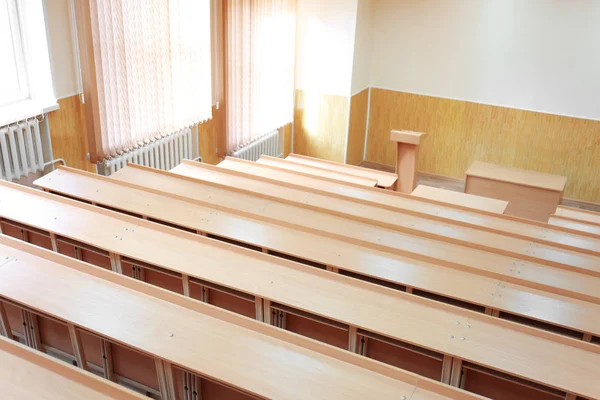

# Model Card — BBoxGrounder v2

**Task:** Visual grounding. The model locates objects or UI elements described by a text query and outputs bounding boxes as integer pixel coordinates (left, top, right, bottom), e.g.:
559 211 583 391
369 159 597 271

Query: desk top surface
465 162 567 192
256 156 378 187
34 167 600 338
0 336 146 400
109 164 600 305
411 185 508 215
1 238 472 400
217 158 595 256
285 154 397 188
555 206 600 226
4 184 600 398
166 162 600 279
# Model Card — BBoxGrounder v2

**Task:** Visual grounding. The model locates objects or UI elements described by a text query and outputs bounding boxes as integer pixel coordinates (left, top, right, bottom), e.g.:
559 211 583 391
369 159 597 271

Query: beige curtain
226 0 296 153
89 0 213 159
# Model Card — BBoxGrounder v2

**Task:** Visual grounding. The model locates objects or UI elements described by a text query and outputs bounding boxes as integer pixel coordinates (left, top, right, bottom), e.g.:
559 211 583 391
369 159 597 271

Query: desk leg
396 143 418 193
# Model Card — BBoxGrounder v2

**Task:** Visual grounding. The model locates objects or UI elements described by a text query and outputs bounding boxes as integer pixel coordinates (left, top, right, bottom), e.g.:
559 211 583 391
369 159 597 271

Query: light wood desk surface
555 206 600 226
550 216 600 237
465 162 567 192
167 161 600 280
110 165 600 306
260 156 377 187
285 153 398 188
35 167 600 338
411 185 508 215
1 186 599 398
0 336 145 400
219 157 597 259
0 238 472 400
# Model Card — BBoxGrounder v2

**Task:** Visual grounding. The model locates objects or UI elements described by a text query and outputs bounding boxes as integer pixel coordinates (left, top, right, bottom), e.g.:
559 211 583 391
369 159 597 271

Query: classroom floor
359 161 600 213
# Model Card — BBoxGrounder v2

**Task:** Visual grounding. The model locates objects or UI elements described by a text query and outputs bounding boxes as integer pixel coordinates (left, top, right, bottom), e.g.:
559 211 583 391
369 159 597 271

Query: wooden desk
0 238 474 400
166 161 600 279
1 234 599 400
285 153 398 189
256 156 378 187
550 216 600 237
35 167 600 341
411 185 508 214
554 206 600 226
465 162 567 222
217 157 598 259
1 186 598 399
109 164 600 306
0 336 145 400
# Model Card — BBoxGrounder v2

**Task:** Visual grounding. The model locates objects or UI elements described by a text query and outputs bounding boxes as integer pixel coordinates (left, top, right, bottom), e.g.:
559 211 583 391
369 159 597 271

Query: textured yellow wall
49 95 96 173
293 89 349 163
346 88 369 165
366 88 600 202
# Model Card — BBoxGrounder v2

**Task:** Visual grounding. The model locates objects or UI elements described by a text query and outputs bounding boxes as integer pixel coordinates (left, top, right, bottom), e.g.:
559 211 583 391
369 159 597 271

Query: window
0 0 28 107
0 0 56 126
225 0 296 153
76 0 213 161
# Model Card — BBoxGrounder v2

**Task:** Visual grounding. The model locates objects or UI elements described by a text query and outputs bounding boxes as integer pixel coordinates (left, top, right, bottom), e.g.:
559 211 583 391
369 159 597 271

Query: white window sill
0 99 59 127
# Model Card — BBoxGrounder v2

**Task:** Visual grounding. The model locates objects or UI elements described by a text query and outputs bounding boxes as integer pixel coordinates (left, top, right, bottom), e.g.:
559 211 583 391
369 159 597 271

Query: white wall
350 0 373 95
295 0 358 96
369 0 600 120
44 0 79 99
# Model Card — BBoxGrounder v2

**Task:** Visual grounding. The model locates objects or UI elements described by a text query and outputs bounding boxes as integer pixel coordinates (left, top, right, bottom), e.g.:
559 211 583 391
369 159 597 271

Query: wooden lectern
390 130 426 193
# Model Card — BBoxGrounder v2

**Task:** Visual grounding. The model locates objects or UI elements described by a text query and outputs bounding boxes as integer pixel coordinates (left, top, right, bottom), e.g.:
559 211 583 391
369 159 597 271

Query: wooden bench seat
1 184 598 399
0 336 145 400
219 157 595 258
285 153 398 189
35 167 600 342
411 185 508 214
165 161 600 279
0 237 472 400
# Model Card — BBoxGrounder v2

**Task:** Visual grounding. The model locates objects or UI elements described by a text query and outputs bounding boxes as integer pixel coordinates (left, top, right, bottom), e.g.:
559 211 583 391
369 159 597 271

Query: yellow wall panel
283 123 293 157
293 89 349 163
48 95 96 173
198 105 226 165
346 88 369 165
366 88 600 202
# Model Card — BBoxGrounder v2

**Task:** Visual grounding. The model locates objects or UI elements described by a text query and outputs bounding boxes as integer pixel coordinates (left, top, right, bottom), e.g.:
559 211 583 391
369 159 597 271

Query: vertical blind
226 0 296 153
89 0 213 159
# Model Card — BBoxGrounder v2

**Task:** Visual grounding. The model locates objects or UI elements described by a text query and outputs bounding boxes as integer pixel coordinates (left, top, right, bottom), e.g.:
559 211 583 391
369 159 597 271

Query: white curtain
226 0 296 153
89 0 213 159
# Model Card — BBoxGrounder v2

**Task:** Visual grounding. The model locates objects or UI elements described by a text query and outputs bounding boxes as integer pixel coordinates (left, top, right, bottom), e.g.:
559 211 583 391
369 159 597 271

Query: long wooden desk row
167 160 600 279
0 237 479 400
34 167 600 343
96 164 600 308
1 182 599 399
285 153 398 189
226 156 600 260
0 336 146 399
550 206 600 237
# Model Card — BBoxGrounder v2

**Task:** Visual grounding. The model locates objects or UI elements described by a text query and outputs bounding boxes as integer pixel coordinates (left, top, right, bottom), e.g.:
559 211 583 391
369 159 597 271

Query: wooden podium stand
390 130 426 193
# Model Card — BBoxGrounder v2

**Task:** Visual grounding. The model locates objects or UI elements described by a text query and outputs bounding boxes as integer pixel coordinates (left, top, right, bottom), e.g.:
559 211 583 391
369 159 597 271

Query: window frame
1 0 30 107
